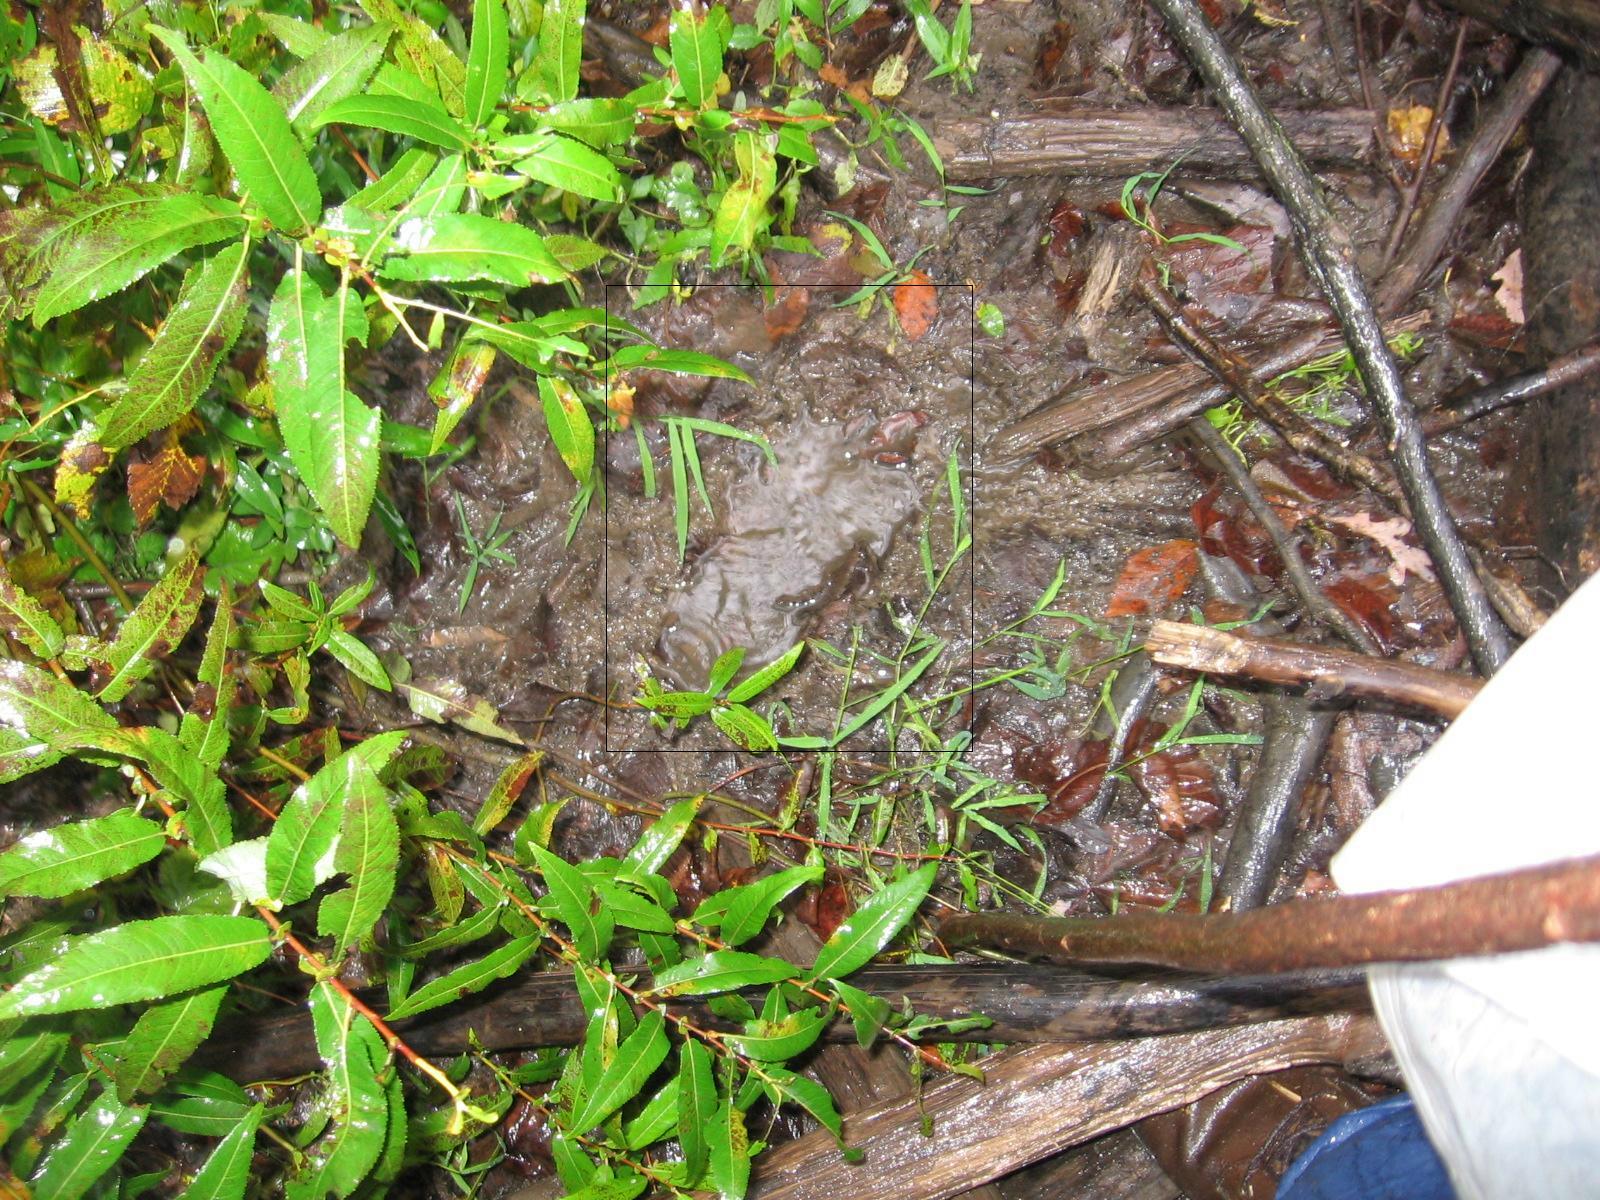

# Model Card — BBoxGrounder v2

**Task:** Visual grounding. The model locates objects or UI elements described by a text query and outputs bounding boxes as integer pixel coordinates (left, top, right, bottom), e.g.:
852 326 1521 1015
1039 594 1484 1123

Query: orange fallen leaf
127 439 206 524
894 270 939 341
1106 539 1200 618
818 63 850 88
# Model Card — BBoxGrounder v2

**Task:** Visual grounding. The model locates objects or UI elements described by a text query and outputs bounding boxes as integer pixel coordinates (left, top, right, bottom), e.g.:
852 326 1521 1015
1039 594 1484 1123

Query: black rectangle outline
602 280 975 755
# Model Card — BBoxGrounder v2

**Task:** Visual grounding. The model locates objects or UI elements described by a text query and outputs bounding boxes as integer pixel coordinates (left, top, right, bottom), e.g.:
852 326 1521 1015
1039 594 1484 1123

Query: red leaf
1106 540 1199 618
127 440 206 525
893 270 939 341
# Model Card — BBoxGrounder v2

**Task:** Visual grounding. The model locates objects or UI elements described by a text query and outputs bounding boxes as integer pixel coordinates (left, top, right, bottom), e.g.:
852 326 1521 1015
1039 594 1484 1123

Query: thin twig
1422 341 1600 435
1381 17 1468 269
1144 0 1512 675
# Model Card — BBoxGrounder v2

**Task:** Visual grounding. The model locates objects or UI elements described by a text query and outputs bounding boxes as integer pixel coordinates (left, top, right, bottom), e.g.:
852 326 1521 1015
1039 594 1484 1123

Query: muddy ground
306 0 1580 1194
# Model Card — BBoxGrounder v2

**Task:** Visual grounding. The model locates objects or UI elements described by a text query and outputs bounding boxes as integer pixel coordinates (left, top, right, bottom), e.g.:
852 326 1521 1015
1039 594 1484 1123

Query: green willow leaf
267 749 383 907
98 549 205 702
525 0 585 103
805 862 937 983
692 863 822 948
0 915 271 1019
0 809 165 899
569 1009 669 1132
527 844 609 961
763 1065 843 1140
0 658 118 784
725 641 804 704
110 985 227 1102
355 147 438 212
670 2 723 109
677 1039 715 1183
312 94 470 150
0 557 64 657
381 212 567 286
539 375 594 483
152 29 321 234
385 934 539 1020
464 0 507 127
535 97 636 147
726 1006 828 1061
710 703 778 753
317 773 399 957
830 978 891 1049
267 265 379 549
178 1102 261 1200
30 1088 148 1200
97 240 250 452
0 183 180 321
323 629 391 690
274 24 390 137
179 582 235 771
650 950 797 998
358 0 466 114
707 1100 751 1200
290 981 389 1199
513 133 623 201
623 796 701 876
30 192 243 326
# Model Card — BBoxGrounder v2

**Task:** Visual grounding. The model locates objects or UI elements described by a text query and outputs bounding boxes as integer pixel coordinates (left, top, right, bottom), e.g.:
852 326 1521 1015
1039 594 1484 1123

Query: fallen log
936 106 1374 181
201 963 1367 1081
746 1014 1386 1200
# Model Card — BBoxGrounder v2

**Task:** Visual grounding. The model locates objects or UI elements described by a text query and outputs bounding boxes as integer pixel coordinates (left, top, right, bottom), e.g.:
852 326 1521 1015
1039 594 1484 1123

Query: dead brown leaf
127 439 205 524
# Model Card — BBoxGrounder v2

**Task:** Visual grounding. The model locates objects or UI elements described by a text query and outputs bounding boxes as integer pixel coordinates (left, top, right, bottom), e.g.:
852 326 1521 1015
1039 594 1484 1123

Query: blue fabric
1277 1094 1455 1200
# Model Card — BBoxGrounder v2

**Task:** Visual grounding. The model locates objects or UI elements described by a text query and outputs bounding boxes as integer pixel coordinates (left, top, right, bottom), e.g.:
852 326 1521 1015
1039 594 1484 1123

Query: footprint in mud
656 417 922 688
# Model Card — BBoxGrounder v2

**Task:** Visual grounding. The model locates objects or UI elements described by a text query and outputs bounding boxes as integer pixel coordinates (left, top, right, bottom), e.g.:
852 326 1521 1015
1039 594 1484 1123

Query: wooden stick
936 106 1375 181
1435 0 1600 73
747 1014 1386 1200
939 853 1600 973
1423 341 1600 436
1145 619 1482 717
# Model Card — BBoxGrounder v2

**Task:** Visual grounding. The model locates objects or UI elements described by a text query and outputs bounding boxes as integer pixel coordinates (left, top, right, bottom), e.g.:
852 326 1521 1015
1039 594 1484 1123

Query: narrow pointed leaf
178 1102 261 1200
569 1009 670 1132
724 641 804 704
764 1065 843 1139
267 750 383 907
677 1039 715 1182
291 981 388 1198
805 862 937 983
513 133 623 201
0 557 64 657
381 212 567 286
539 375 593 483
623 796 701 875
525 0 585 103
464 0 508 126
152 29 321 234
0 915 270 1019
110 985 227 1102
385 934 540 1020
670 3 723 109
0 658 118 784
710 703 777 752
317 775 399 957
267 266 379 549
707 1100 750 1200
98 549 204 702
31 192 242 325
179 583 235 770
30 1088 147 1200
725 1006 828 1061
691 863 821 948
527 844 607 961
96 240 250 451
0 809 165 899
312 94 470 150
650 950 798 997
830 978 891 1048
401 677 525 746
275 24 390 136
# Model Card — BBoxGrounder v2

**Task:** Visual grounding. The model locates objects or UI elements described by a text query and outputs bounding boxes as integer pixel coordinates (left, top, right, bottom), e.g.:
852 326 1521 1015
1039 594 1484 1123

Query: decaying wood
1436 0 1600 73
939 853 1600 973
746 1014 1386 1200
1145 620 1483 718
936 106 1374 181
202 962 1367 1081
1146 0 1512 676
996 1130 1180 1200
1377 48 1563 315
